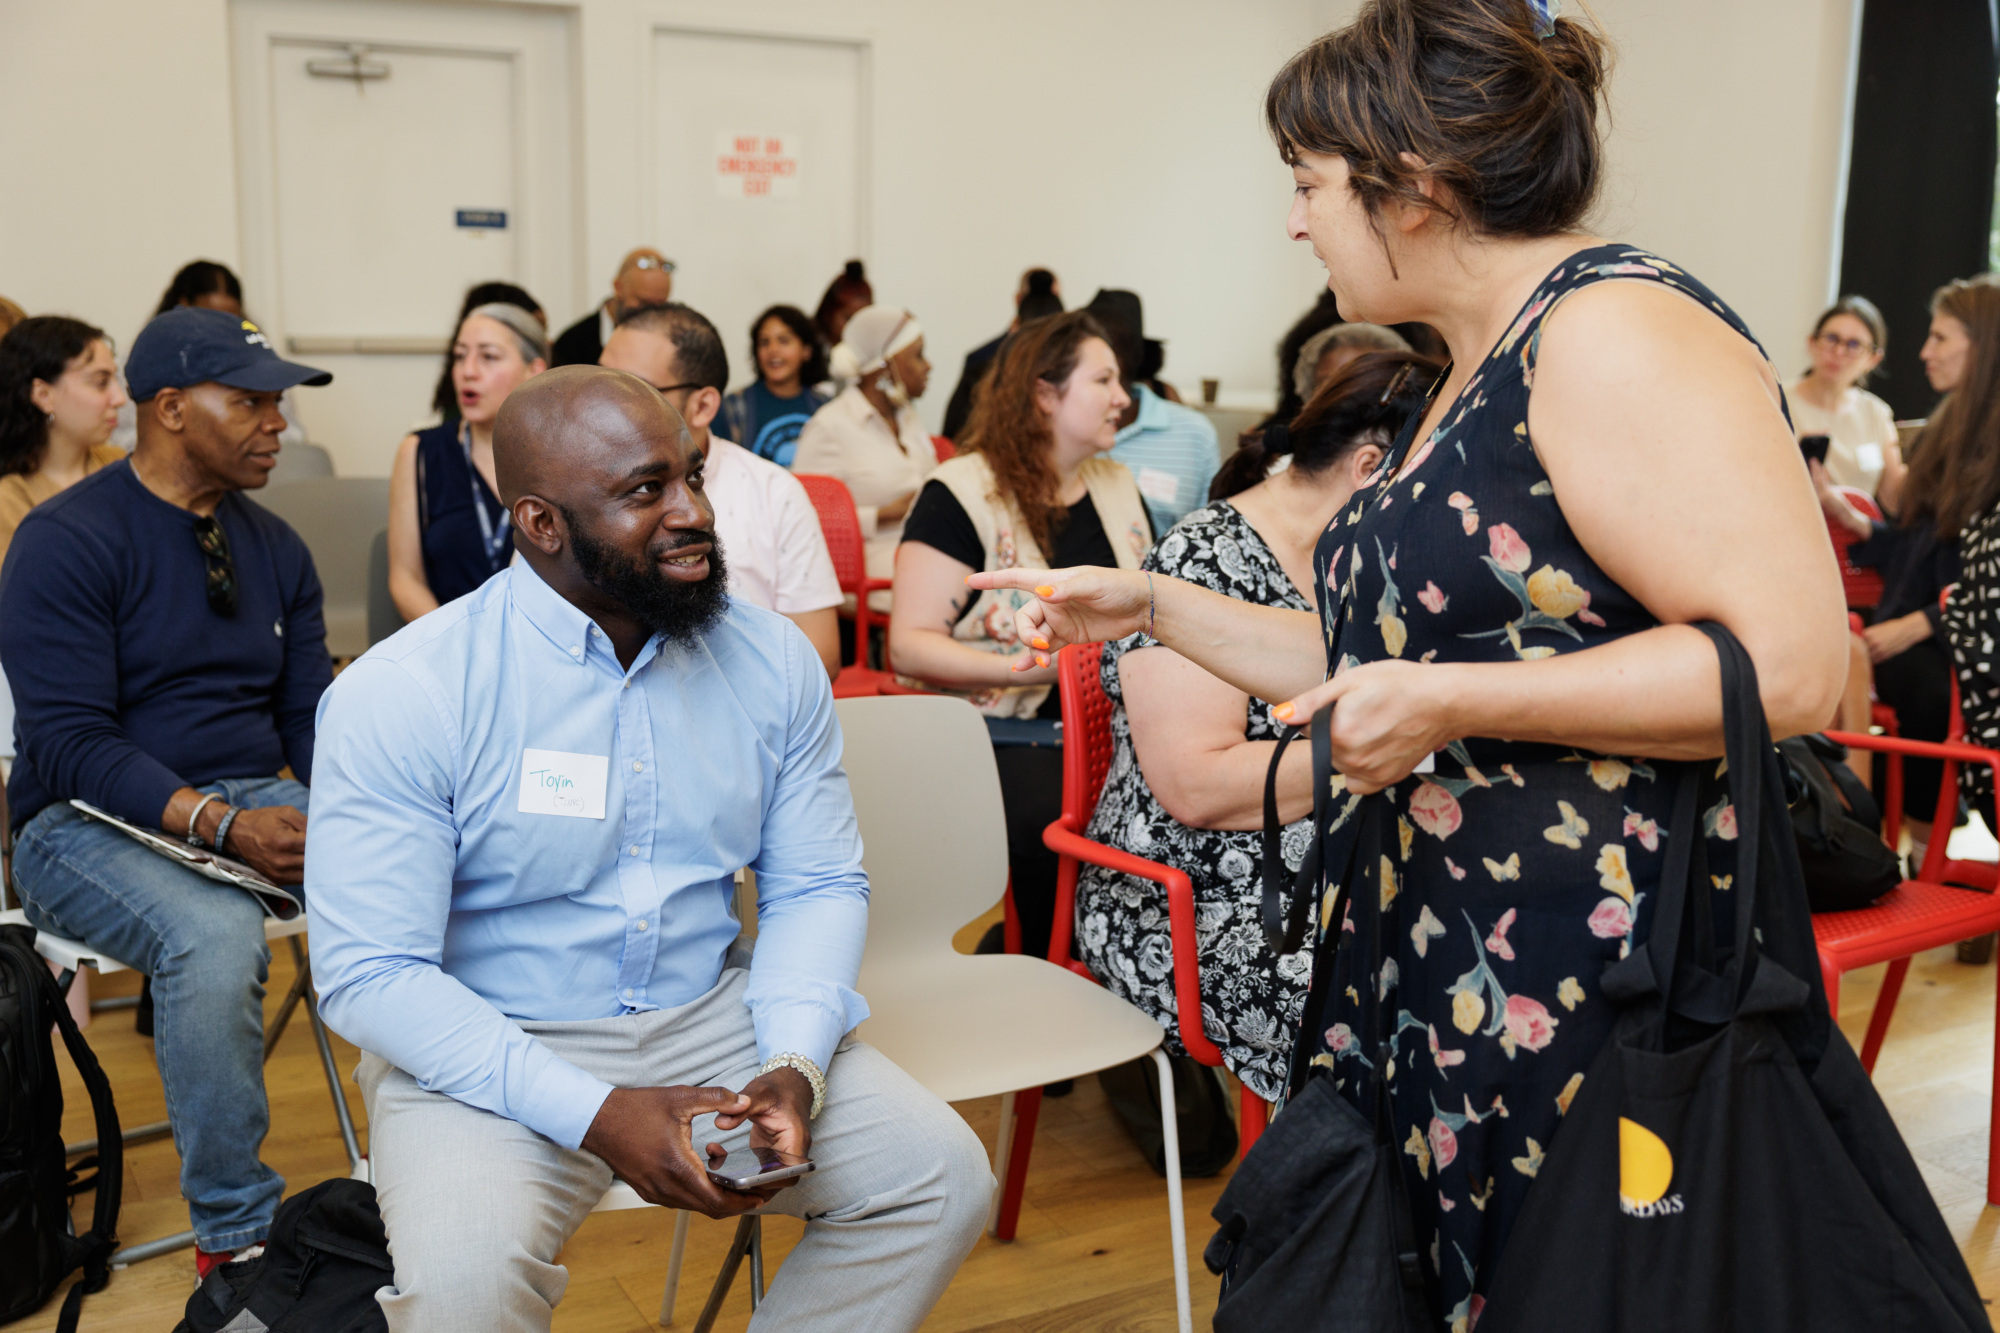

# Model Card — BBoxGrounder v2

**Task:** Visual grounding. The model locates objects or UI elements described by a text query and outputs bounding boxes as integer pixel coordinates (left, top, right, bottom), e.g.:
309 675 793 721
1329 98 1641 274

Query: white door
650 28 867 395
232 0 576 476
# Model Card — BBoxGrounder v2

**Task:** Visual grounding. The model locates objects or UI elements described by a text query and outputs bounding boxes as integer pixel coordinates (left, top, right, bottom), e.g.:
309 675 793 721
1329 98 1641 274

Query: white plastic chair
0 906 363 1266
835 694 1193 1333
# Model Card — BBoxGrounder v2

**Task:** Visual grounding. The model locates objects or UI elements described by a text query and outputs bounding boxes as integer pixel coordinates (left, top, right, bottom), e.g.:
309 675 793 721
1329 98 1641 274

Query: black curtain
1839 0 1998 420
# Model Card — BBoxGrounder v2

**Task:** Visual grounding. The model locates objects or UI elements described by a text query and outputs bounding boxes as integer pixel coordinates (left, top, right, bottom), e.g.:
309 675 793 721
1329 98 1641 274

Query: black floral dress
1075 502 1315 1101
1308 245 1755 1329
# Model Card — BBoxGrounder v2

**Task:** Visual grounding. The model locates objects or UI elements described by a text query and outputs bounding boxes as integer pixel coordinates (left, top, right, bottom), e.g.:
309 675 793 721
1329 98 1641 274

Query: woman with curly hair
890 310 1152 960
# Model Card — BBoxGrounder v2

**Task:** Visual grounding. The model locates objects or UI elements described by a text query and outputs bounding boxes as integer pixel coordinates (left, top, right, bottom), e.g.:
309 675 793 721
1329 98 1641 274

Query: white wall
0 0 1858 475
1590 0 1858 367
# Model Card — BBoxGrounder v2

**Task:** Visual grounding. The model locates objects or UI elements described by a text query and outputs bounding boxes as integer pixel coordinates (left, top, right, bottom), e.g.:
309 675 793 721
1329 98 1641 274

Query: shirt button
636 920 648 932
630 845 641 856
632 761 643 773
569 646 582 658
623 988 634 1000
623 679 631 689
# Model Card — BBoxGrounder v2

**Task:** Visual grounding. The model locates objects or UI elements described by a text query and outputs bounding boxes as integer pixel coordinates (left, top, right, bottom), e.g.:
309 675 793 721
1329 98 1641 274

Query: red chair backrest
795 473 866 596
931 435 956 463
1829 485 1884 610
1056 643 1119 827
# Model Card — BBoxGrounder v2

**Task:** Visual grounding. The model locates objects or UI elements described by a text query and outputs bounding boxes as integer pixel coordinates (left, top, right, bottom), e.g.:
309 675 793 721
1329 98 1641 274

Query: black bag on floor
1098 1051 1239 1178
1778 732 1902 911
1204 709 1435 1331
1478 624 1990 1333
0 922 122 1333
176 1177 393 1333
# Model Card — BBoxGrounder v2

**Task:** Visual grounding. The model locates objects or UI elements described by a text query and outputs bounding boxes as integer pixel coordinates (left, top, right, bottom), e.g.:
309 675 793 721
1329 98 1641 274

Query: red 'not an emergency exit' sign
715 133 801 198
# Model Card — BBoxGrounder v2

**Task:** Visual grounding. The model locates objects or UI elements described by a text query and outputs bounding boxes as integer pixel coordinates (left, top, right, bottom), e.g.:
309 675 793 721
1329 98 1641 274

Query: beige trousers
357 968 991 1332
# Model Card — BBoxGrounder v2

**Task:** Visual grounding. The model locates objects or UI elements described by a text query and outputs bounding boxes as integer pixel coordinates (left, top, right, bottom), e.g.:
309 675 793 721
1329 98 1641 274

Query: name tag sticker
518 749 609 819
1136 466 1180 505
1855 443 1884 472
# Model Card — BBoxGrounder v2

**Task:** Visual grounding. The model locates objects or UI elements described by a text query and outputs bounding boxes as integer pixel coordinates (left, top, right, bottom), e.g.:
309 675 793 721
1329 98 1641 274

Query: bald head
493 364 688 505
611 248 674 316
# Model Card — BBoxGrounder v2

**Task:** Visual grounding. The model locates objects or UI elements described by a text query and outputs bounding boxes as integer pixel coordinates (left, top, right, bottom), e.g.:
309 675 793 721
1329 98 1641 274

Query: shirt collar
1119 384 1168 441
507 559 663 677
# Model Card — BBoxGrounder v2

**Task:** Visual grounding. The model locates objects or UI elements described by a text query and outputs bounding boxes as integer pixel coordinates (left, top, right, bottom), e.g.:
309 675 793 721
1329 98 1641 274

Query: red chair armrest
1825 730 2000 880
854 576 895 639
1043 816 1224 1066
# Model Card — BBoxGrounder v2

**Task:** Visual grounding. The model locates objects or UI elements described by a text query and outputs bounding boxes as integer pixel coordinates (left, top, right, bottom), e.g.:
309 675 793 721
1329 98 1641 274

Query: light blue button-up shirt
305 561 870 1150
1111 384 1220 537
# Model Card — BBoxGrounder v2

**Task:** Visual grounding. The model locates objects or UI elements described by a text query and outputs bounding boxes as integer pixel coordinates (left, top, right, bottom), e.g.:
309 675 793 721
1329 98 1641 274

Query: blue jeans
12 777 308 1250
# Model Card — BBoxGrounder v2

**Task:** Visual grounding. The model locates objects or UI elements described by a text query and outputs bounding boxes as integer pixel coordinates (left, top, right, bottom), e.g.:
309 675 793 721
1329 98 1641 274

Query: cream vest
907 452 1152 717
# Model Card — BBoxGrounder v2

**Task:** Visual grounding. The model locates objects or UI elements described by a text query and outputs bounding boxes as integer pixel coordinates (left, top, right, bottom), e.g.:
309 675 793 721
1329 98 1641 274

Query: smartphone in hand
707 1147 816 1192
1800 433 1831 464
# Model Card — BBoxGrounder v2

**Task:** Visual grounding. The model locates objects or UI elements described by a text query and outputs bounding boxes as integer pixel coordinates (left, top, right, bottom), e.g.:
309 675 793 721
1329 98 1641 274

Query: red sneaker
194 1242 265 1280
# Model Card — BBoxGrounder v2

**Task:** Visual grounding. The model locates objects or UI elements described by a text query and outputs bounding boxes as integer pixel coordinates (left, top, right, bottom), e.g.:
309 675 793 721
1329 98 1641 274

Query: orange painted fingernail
1273 702 1295 721
1032 637 1049 650
1037 654 1049 667
1035 585 1056 597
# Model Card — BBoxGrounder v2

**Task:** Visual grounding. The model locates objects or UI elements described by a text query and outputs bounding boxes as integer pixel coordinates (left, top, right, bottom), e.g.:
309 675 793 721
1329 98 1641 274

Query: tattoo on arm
943 592 969 630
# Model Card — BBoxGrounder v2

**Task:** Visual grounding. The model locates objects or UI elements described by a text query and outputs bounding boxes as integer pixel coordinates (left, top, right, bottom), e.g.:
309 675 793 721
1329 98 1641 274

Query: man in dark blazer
941 267 1062 440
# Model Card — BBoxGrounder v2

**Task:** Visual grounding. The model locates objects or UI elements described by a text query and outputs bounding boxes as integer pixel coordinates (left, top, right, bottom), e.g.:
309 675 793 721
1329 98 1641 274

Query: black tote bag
1479 624 1989 1332
1204 708 1437 1332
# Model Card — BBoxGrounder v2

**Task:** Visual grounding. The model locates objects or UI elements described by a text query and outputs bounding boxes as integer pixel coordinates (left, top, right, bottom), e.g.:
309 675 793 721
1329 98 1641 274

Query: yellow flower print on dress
1555 1071 1585 1116
1451 988 1486 1035
1374 539 1407 658
1380 856 1400 909
1557 976 1585 1011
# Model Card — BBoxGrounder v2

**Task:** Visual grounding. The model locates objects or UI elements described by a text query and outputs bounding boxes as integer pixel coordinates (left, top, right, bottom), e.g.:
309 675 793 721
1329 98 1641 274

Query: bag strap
1261 704 1331 956
38 955 120 1333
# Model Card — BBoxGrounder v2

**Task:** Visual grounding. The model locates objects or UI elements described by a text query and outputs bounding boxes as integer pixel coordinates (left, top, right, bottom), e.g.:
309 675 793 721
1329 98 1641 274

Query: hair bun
843 260 867 282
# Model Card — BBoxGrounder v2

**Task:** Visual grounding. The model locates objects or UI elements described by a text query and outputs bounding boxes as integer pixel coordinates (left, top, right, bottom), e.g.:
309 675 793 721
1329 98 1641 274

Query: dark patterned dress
1307 245 1757 1329
1075 502 1315 1101
1943 506 2000 814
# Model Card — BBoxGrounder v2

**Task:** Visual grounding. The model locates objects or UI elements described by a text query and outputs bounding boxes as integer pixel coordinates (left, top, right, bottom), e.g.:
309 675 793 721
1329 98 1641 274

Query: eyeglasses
194 515 237 616
631 256 676 274
1815 331 1876 357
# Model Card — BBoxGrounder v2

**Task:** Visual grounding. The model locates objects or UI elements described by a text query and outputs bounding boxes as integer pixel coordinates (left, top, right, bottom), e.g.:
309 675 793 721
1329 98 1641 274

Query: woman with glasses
1815 278 2000 867
387 303 549 623
1792 296 1904 503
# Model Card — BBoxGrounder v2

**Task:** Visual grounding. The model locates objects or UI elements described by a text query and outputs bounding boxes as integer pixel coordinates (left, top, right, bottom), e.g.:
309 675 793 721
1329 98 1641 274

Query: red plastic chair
1818 677 2000 1202
795 473 904 698
931 435 956 463
1829 485 1885 610
1034 647 1269 1164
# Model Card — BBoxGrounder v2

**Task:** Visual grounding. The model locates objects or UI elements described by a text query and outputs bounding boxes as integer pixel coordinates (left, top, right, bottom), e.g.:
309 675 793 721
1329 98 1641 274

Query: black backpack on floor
1778 733 1902 912
176 1177 392 1333
0 922 122 1333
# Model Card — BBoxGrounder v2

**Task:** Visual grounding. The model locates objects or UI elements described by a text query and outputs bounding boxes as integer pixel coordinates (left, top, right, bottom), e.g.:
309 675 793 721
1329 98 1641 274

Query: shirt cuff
514 1058 618 1151
751 990 869 1078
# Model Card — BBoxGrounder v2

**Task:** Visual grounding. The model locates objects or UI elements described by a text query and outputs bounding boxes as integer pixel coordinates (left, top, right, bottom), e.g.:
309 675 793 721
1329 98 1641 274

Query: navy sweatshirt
0 460 332 832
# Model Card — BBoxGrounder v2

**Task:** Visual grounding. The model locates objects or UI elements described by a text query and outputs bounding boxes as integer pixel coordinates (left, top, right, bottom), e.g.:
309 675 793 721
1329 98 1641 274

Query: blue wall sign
455 209 508 230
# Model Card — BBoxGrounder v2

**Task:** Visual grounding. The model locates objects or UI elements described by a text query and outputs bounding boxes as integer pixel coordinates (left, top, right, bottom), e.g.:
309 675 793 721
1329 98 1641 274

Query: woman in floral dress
971 0 1847 1322
1075 351 1432 1102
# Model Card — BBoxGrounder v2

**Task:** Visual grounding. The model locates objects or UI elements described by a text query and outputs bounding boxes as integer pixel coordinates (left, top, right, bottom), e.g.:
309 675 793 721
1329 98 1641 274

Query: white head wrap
829 304 923 385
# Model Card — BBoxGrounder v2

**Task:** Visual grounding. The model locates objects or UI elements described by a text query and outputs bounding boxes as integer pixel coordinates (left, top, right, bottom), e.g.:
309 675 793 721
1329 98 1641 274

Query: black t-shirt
900 479 1148 720
901 480 1125 620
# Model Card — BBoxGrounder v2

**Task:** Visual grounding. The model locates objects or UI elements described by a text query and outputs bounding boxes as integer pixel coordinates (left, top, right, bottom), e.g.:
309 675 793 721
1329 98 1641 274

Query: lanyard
461 422 511 569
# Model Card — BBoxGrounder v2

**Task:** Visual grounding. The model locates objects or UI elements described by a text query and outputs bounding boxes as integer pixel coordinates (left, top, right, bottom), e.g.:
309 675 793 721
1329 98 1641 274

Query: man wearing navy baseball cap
0 306 335 1272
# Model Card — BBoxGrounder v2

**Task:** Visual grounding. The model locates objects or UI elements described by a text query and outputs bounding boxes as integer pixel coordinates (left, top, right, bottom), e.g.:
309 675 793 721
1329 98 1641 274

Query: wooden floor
20 919 2000 1331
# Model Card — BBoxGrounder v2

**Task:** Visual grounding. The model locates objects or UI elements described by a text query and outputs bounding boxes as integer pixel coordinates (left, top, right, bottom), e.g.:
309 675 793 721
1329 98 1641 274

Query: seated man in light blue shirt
1088 288 1220 534
306 366 990 1332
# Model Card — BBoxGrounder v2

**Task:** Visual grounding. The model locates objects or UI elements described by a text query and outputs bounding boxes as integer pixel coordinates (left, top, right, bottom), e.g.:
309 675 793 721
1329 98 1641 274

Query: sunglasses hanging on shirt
194 515 238 617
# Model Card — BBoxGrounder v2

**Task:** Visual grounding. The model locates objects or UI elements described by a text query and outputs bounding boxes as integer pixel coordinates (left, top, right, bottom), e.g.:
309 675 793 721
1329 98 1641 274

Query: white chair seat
0 905 305 974
857 953 1166 1103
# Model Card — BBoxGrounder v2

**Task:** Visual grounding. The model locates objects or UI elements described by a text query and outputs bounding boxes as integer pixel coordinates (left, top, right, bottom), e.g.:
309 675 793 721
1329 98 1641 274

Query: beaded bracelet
213 806 241 855
759 1052 827 1119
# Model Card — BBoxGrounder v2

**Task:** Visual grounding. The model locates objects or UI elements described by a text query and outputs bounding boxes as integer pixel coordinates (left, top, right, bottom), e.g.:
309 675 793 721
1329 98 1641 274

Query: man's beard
560 505 731 651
